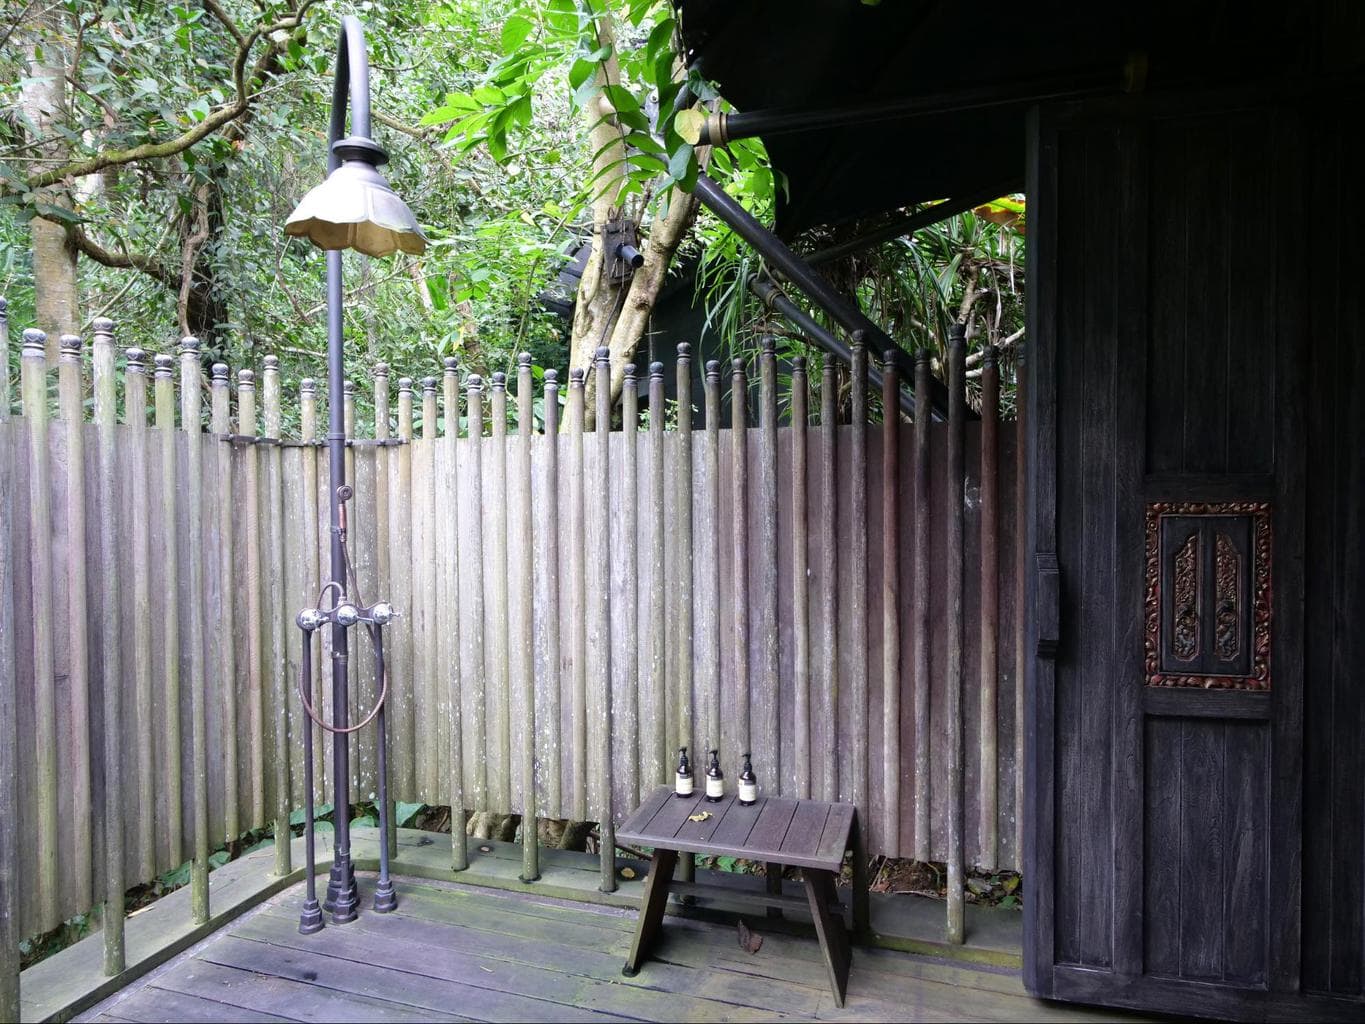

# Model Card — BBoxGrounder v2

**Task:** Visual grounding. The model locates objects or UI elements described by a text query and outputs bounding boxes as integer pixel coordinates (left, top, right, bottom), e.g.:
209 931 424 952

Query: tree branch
67 223 178 292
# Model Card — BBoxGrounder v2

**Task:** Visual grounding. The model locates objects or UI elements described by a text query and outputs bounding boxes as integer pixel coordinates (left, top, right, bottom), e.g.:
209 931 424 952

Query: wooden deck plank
104 985 297 1023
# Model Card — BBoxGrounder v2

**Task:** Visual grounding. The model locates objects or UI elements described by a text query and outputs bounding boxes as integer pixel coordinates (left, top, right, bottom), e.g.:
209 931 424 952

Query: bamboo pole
262 355 289 878
756 338 780 773
646 363 667 786
1014 344 1027 865
20 331 57 927
130 352 158 869
946 324 967 945
881 351 901 856
0 298 9 420
422 377 441 799
567 369 586 821
540 370 562 816
620 363 639 811
849 335 868 829
462 375 487 813
93 321 126 968
790 357 810 798
373 364 397 860
489 373 511 810
516 354 538 881
730 357 750 758
57 334 93 903
979 344 1000 870
344 379 359 769
238 367 263 829
0 302 18 1021
180 338 210 921
913 351 933 860
675 345 694 763
700 362 721 759
158 357 184 859
441 358 465 870
592 347 616 893
818 358 838 803
395 378 415 800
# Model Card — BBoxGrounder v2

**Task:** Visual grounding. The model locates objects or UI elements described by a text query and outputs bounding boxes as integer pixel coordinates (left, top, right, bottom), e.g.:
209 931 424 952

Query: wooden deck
79 875 1136 1023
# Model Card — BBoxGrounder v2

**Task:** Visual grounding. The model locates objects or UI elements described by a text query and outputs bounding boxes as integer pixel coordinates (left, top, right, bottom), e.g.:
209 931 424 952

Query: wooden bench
616 786 867 1008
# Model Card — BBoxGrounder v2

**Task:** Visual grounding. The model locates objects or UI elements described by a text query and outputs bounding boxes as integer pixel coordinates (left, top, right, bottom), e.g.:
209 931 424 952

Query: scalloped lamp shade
285 159 427 258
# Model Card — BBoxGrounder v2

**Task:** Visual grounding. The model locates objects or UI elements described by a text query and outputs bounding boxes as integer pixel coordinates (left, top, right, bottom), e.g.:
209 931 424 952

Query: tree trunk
21 10 78 358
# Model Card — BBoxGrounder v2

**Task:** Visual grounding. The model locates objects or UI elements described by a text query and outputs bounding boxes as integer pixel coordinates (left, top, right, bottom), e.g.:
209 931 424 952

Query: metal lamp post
284 14 425 929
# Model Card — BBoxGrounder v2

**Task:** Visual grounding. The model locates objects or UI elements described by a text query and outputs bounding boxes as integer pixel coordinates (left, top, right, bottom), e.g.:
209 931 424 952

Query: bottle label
675 774 693 796
739 780 758 803
706 775 725 799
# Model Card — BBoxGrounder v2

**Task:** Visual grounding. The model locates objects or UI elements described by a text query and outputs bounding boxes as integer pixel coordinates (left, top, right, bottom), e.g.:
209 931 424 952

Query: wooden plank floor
79 875 1137 1023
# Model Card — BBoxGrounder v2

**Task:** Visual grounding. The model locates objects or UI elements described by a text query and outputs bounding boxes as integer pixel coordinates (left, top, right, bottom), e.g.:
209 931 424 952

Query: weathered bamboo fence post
979 344 1000 870
373 364 398 861
912 351 933 859
154 357 184 858
700 361 722 761
1014 345 1027 863
756 338 780 773
58 334 92 904
395 377 415 799
127 352 155 873
818 357 838 803
592 347 616 893
675 344 694 757
567 368 586 821
620 362 640 812
516 354 538 881
730 357 750 756
344 380 360 761
262 355 289 877
849 333 869 826
441 358 466 870
21 331 57 928
946 324 967 944
238 367 262 830
210 365 239 844
461 375 487 815
540 370 562 815
881 350 901 856
181 338 211 919
93 322 126 969
422 376 441 799
489 373 511 810
0 301 17 1023
646 363 666 786
790 357 811 798
300 379 325 806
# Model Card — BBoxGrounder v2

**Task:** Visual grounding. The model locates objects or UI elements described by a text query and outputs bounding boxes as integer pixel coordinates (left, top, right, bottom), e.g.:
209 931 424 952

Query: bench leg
804 868 852 1008
765 862 784 919
623 849 678 977
850 810 870 940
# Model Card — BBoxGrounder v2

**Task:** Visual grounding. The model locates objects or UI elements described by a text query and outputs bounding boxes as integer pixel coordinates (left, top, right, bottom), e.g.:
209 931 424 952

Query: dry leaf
737 918 763 954
620 866 637 880
687 811 712 822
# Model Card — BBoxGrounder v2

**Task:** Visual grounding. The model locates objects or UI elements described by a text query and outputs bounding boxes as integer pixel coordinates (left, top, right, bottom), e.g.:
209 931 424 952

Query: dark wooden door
1020 91 1355 1020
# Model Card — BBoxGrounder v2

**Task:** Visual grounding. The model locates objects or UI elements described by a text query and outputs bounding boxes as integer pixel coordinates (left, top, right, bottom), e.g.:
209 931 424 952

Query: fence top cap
155 353 175 375
126 348 148 368
761 334 776 354
732 356 746 372
211 362 229 380
793 355 807 370
374 361 389 376
344 379 357 394
490 372 506 388
444 356 458 372
92 316 115 335
544 368 558 384
677 341 691 358
624 363 636 378
301 377 316 392
22 328 46 352
704 359 720 379
981 344 998 368
518 352 531 366
948 321 966 342
398 376 413 390
0 296 6 314
569 367 585 384
263 353 278 368
59 334 82 356
180 336 200 352
238 367 255 384
651 361 666 378
594 346 610 362
466 373 483 388
422 376 437 391
915 347 932 366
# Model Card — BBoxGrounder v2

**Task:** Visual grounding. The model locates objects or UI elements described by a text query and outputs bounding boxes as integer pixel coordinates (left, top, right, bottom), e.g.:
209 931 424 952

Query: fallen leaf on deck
737 918 763 954
687 811 712 822
620 866 637 880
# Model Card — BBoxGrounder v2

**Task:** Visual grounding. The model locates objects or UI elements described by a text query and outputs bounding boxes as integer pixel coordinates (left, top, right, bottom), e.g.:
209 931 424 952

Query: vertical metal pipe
57 334 92 903
516 354 539 881
850 334 869 828
131 353 159 867
371 626 396 911
298 627 323 932
701 361 722 763
180 338 210 922
540 370 562 816
979 345 1000 870
441 358 466 870
756 338 779 773
262 355 289 880
912 351 932 860
94 323 127 966
790 357 810 798
881 351 901 856
592 347 616 893
20 332 57 928
489 373 510 810
462 376 487 815
946 324 967 945
422 377 441 799
620 363 639 812
1013 344 1027 865
0 302 18 1021
567 369 586 820
160 359 184 861
300 379 325 815
818 357 838 803
730 356 750 756
344 380 359 751
646 363 667 786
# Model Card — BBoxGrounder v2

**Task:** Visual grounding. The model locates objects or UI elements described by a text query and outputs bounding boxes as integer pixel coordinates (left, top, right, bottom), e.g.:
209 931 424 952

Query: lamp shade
285 157 427 258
